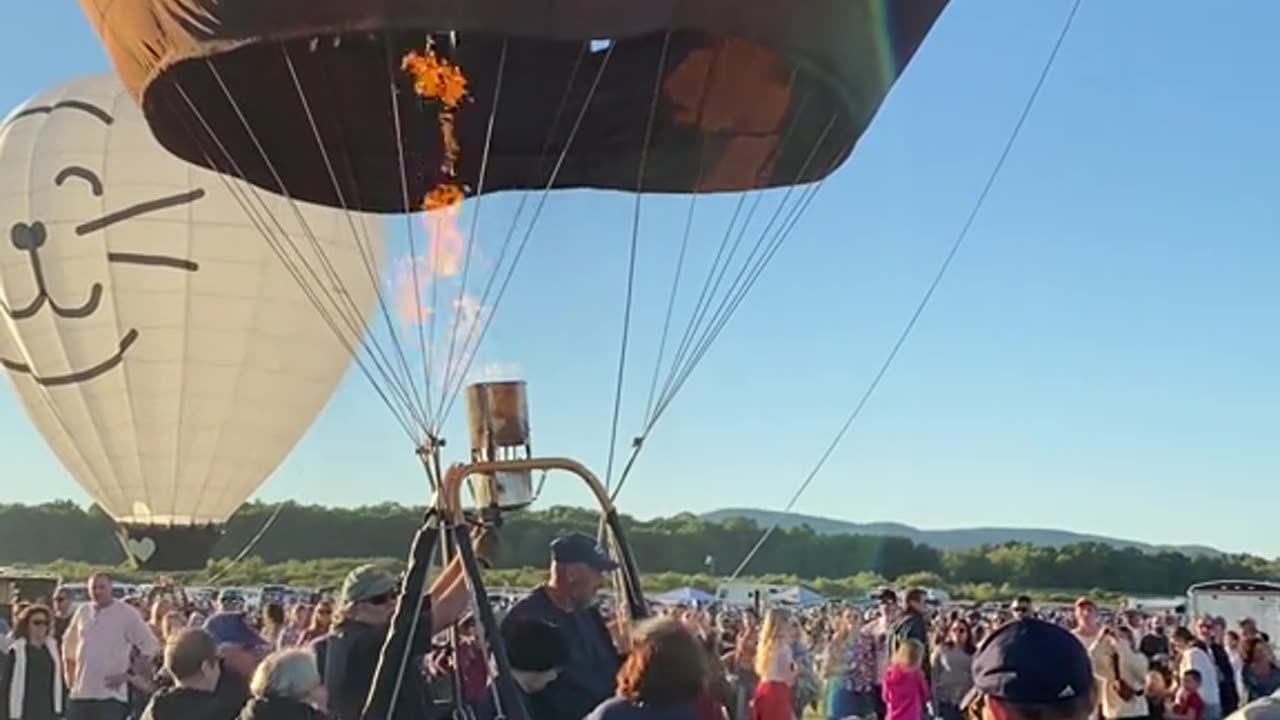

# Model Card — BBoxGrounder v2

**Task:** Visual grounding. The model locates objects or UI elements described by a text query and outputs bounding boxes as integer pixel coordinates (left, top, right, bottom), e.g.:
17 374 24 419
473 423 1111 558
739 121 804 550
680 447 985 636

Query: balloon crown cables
415 434 448 495
416 434 449 457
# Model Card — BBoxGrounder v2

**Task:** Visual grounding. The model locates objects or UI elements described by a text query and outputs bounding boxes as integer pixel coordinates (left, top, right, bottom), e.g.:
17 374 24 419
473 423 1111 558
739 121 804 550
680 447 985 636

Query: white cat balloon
0 74 384 569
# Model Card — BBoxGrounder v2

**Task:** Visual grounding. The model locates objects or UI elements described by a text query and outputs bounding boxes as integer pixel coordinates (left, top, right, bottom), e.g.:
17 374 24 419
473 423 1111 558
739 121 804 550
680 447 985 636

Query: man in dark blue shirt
476 618 568 720
501 533 622 720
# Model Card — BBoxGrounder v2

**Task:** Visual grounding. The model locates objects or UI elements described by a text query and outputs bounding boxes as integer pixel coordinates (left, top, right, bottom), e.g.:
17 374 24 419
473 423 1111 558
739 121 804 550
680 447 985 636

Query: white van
1186 580 1280 641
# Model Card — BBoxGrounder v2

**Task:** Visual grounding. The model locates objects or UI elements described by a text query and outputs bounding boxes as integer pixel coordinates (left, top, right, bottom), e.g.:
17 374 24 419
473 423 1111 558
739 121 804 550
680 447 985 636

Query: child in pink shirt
882 639 929 720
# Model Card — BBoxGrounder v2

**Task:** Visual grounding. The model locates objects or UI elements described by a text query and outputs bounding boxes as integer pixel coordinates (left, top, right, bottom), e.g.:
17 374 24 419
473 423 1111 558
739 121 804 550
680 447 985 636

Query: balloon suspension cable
438 40 508 441
184 40 431 438
434 44 587 423
151 61 426 445
602 31 670 495
728 0 1085 582
224 57 420 414
279 47 437 434
609 102 842 507
97 17 589 445
205 502 288 584
435 41 613 427
160 72 427 442
640 41 724 430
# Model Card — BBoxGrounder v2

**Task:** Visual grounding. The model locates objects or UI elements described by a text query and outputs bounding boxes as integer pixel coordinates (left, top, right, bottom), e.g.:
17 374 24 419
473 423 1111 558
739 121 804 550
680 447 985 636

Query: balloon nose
11 221 47 251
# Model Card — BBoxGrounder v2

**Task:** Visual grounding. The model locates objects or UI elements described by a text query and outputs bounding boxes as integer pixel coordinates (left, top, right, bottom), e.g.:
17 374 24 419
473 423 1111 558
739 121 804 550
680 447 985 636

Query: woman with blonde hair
149 599 175 640
752 608 797 720
158 612 186 643
881 639 928 720
819 612 853 720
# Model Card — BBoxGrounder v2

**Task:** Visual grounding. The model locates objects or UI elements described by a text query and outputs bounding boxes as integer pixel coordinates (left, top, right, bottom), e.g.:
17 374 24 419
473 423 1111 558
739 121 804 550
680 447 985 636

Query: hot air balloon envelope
0 74 384 571
79 0 949 212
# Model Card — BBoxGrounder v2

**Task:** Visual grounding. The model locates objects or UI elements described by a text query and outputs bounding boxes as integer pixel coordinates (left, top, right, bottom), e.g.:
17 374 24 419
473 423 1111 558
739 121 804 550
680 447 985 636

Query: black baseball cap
963 619 1094 709
550 532 618 572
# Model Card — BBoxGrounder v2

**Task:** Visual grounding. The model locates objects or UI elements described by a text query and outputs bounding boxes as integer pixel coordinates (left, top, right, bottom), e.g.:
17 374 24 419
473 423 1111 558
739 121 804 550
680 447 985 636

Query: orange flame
390 47 510 388
402 48 469 211
402 44 470 303
425 203 464 277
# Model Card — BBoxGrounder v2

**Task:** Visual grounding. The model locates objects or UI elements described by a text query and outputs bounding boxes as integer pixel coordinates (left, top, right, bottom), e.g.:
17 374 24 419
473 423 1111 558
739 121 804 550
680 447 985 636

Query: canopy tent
773 585 825 607
653 586 717 606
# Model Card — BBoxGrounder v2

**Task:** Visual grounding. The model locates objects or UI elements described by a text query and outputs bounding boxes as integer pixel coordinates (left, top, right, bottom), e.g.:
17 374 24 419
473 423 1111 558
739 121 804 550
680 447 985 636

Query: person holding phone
1100 626 1148 720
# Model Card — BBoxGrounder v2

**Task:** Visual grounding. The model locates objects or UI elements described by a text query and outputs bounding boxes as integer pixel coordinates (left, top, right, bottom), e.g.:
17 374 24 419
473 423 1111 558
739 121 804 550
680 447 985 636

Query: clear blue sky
3 3 1279 557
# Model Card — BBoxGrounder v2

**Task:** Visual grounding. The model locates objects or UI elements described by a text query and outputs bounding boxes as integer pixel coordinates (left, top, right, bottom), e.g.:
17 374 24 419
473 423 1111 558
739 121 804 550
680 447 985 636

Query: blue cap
203 612 268 649
966 619 1094 706
550 532 618 572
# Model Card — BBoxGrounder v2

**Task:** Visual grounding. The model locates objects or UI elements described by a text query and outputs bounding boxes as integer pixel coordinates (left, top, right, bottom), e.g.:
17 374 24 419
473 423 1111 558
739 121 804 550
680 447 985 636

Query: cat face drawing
0 95 203 385
0 74 383 533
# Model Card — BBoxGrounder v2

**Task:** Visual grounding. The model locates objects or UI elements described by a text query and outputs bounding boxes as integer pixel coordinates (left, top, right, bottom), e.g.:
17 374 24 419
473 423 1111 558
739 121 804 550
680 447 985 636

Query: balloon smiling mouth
1 329 140 387
4 281 105 320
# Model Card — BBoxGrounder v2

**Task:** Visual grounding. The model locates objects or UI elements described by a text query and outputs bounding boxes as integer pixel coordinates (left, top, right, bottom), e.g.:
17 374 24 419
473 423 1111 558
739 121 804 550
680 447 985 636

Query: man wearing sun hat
325 556 479 720
962 618 1098 720
324 565 419 720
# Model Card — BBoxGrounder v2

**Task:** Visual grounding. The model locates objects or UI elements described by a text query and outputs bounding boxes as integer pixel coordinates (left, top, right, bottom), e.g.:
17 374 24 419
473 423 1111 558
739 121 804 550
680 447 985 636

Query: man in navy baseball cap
549 532 619 573
197 612 269 717
203 612 269 677
499 532 622 720
962 618 1097 720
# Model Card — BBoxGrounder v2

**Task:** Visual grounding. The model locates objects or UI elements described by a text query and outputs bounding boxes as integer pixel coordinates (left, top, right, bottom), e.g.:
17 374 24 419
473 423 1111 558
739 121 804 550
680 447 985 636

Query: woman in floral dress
821 609 879 720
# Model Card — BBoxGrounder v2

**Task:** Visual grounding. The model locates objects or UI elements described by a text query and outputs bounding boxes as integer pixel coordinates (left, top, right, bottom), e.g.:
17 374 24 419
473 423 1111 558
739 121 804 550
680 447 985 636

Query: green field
11 556 1129 605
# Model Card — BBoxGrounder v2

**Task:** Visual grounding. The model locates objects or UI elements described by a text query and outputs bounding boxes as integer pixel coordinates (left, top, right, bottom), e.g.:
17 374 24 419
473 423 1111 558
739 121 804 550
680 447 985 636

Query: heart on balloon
10 221 46 251
126 537 157 563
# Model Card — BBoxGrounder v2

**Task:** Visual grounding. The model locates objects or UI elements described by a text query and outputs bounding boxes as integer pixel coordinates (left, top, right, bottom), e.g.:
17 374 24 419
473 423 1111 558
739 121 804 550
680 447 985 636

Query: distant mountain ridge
701 508 1222 557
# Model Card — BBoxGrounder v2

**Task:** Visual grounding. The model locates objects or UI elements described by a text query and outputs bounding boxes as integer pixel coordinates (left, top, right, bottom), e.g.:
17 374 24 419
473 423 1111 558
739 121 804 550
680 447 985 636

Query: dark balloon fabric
115 523 223 571
80 0 949 212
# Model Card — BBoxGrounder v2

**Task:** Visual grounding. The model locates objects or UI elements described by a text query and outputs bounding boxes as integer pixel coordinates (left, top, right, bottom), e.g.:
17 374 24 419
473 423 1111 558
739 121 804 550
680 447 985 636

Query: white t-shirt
1180 645 1221 707
63 601 160 702
762 643 797 684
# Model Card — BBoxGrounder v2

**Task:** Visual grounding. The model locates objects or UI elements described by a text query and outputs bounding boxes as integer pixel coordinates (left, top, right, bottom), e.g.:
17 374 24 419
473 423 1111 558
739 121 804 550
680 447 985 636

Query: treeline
1 501 1274 596
28 558 1126 606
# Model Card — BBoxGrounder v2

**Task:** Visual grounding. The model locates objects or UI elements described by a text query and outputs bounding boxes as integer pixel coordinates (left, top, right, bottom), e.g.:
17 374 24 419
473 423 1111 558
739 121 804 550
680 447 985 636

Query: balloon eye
55 166 104 196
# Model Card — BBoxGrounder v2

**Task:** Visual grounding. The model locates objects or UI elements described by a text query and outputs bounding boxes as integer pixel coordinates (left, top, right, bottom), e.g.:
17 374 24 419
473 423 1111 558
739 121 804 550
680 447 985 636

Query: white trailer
1124 596 1187 613
1186 580 1280 641
716 582 808 608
